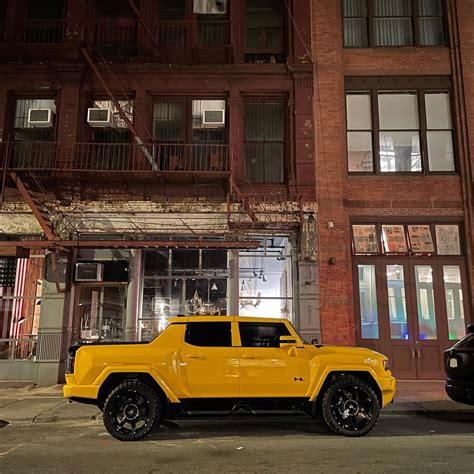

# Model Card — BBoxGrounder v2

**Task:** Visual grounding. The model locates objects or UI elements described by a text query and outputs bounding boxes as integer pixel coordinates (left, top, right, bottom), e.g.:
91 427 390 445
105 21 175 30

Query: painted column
227 250 240 316
125 249 143 342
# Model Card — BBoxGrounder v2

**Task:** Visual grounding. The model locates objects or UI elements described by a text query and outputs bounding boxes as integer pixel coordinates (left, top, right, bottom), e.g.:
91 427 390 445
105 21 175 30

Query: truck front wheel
103 379 161 441
321 374 380 437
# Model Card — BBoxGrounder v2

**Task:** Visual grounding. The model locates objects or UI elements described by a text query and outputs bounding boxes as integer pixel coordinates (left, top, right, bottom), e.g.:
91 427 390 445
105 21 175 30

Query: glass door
355 258 470 380
382 263 418 379
409 263 447 379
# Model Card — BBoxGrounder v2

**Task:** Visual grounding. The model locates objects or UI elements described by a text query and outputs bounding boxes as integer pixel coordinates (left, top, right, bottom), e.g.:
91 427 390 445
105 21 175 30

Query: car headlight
382 359 390 371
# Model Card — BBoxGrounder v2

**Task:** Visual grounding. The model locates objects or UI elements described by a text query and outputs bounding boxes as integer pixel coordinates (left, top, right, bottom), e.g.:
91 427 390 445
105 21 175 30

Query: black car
444 324 474 406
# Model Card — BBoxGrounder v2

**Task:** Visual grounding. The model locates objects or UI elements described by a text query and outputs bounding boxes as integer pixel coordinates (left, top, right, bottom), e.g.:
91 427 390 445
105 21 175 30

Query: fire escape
0 0 304 248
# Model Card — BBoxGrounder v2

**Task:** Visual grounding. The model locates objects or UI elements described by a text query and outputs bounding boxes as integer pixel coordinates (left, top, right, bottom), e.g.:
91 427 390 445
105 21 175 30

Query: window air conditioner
202 109 225 126
27 109 55 128
75 263 104 282
193 0 227 14
87 108 113 128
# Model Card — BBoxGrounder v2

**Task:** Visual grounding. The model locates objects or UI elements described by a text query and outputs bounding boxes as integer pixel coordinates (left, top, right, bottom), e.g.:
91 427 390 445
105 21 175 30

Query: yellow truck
64 316 396 441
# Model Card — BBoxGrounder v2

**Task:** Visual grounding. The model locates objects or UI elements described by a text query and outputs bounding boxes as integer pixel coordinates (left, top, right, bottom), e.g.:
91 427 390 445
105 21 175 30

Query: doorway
354 258 469 379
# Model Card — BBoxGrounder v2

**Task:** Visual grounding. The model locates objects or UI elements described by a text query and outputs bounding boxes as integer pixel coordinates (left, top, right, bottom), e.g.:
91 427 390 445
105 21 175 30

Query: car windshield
453 333 474 349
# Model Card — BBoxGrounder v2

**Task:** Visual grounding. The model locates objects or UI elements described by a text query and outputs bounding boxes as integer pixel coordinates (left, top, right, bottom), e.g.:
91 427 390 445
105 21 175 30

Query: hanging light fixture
211 282 218 291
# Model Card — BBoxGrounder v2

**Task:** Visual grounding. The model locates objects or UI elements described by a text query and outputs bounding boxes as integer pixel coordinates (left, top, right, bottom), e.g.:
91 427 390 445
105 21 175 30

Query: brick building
314 0 474 379
0 0 317 385
0 0 472 386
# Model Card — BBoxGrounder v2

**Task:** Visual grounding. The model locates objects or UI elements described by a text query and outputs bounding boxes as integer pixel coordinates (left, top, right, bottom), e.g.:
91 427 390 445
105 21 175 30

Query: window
245 98 285 183
12 98 57 168
152 98 227 172
342 0 446 47
75 286 126 341
346 78 455 174
245 0 284 63
351 222 462 256
239 322 290 347
357 264 379 339
185 322 232 347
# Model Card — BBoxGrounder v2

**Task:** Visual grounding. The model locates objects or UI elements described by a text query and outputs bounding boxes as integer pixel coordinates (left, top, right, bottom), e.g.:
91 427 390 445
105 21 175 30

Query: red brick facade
313 0 474 349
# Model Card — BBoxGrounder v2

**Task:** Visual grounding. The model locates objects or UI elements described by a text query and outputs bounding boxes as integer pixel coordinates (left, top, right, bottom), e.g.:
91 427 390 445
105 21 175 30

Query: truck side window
239 322 290 348
185 322 232 347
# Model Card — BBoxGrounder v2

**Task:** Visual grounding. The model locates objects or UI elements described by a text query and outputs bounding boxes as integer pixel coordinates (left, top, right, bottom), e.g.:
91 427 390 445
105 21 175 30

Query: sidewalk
0 381 473 424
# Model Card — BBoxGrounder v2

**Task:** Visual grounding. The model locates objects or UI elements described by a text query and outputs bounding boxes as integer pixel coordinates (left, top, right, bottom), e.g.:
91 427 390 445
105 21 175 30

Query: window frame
342 0 448 48
243 95 288 185
151 96 228 145
345 77 456 176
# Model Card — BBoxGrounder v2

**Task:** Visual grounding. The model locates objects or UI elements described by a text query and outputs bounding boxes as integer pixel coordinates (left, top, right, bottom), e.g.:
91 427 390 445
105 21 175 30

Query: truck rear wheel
321 374 379 437
103 379 161 441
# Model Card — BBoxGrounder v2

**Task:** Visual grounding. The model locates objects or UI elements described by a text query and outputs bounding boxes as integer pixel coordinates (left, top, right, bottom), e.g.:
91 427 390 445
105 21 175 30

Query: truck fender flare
94 366 181 403
308 365 379 402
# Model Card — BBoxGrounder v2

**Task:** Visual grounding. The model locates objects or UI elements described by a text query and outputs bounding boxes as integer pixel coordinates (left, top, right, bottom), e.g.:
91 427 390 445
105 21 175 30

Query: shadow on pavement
142 412 474 441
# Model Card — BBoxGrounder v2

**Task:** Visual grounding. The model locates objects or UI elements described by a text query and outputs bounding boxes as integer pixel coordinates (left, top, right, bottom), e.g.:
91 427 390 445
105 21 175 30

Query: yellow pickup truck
64 316 396 441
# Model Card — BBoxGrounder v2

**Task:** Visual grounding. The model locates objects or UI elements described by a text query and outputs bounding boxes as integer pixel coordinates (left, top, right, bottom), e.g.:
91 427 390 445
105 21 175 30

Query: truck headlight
382 359 390 371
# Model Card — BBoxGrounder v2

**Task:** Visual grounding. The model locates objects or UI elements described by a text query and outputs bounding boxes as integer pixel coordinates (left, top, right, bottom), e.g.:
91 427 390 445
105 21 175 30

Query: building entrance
354 258 468 379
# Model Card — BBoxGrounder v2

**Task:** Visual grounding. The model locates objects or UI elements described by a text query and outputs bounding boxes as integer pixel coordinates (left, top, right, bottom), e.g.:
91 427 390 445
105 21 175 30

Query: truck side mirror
467 324 474 334
280 335 303 349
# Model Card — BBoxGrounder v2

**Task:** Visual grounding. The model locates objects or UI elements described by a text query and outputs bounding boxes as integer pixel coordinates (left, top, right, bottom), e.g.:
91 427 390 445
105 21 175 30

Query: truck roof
168 316 290 324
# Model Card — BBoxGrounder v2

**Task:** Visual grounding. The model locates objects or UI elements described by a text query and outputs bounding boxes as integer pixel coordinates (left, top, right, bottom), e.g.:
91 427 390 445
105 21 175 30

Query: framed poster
408 225 435 254
352 224 379 254
382 225 408 253
435 224 461 255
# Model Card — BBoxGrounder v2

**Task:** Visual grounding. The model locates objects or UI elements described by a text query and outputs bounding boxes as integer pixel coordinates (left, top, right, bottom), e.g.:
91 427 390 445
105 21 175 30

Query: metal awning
0 239 261 256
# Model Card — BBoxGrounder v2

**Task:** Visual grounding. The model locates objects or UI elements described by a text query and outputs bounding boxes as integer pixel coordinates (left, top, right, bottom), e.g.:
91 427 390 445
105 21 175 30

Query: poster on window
194 0 227 14
408 225 435 253
382 225 408 253
435 224 461 255
352 225 379 254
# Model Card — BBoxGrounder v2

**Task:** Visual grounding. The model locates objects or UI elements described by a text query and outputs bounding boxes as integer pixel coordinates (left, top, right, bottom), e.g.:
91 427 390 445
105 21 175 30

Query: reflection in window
378 93 421 172
415 265 437 340
426 93 454 172
443 266 465 341
387 265 408 340
76 286 126 341
346 93 373 172
358 265 379 339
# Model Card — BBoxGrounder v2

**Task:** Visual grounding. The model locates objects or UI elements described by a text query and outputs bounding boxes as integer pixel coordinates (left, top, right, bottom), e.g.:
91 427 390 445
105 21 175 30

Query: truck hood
315 345 386 359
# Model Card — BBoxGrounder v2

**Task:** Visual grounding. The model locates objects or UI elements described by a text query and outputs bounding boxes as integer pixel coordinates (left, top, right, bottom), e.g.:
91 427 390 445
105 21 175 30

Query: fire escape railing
16 19 66 44
90 19 231 49
1 142 230 174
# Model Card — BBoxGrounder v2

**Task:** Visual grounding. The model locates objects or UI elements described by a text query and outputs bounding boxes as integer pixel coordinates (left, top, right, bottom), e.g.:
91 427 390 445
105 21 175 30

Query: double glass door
355 259 468 379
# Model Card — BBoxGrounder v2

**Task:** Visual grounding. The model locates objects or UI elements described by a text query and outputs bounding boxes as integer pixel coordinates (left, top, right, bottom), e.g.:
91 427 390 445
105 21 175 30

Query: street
1 412 473 473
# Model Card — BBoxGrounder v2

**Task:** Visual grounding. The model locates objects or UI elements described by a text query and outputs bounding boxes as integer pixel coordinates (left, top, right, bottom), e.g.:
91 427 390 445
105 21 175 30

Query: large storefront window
139 238 295 341
239 238 293 319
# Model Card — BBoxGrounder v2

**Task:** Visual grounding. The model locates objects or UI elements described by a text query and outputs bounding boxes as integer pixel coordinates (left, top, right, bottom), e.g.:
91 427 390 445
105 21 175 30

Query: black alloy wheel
321 374 380 437
103 380 161 441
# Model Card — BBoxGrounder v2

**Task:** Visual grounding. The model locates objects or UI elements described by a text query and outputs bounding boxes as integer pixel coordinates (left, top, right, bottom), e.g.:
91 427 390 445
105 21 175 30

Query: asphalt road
0 413 473 473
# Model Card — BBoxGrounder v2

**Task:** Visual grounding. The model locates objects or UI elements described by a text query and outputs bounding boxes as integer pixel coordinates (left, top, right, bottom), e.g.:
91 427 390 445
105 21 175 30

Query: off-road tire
103 379 161 441
321 374 380 437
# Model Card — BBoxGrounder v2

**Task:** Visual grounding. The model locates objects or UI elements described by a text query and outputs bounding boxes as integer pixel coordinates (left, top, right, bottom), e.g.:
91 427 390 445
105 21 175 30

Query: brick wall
312 0 474 346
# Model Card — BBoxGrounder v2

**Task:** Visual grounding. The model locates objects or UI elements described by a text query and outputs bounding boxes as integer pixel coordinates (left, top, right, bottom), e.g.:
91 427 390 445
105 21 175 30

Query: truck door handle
185 354 206 360
241 355 261 360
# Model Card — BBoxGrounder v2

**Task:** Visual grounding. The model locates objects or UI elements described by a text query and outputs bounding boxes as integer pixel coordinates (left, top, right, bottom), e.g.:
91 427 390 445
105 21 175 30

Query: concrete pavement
0 380 473 425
